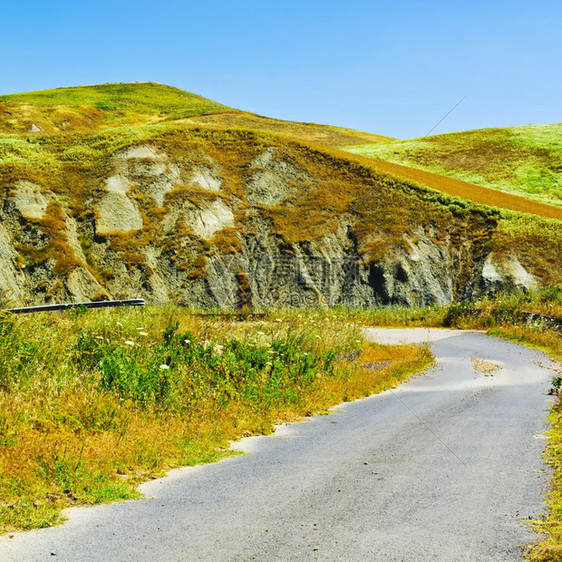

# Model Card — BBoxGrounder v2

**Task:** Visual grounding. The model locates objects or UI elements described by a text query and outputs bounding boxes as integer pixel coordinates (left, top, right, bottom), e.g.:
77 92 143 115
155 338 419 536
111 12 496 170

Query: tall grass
0 306 431 534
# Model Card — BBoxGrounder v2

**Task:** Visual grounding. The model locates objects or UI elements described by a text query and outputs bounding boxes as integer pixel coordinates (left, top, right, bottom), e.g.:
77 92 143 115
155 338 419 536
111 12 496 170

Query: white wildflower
159 364 170 370
184 339 191 344
138 331 148 337
124 340 135 346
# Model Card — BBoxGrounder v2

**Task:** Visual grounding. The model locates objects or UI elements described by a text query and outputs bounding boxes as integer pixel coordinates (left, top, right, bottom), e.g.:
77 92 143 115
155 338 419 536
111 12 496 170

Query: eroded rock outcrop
0 141 554 309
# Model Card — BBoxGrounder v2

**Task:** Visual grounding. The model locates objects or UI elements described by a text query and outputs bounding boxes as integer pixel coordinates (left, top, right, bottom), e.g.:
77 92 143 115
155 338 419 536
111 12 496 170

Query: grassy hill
343 123 562 209
184 112 391 147
0 83 560 552
333 149 562 221
0 82 230 114
0 82 385 147
4 82 560 218
0 82 233 134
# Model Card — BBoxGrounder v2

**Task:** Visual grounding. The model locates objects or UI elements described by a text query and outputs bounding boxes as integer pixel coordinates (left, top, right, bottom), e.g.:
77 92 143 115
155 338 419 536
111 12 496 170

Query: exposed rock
96 191 143 234
105 174 131 194
0 221 26 304
66 267 105 301
466 254 538 298
246 148 310 205
190 200 235 239
113 145 181 206
0 137 554 309
507 256 537 289
12 180 50 219
189 167 222 192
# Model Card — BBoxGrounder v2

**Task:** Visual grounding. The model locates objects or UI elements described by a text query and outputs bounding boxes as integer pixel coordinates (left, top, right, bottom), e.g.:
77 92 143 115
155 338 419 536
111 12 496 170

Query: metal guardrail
4 298 145 314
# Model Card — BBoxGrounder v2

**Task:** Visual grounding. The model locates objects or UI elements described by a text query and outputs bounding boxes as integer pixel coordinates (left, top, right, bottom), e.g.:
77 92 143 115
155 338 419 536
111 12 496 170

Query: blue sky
2 0 561 138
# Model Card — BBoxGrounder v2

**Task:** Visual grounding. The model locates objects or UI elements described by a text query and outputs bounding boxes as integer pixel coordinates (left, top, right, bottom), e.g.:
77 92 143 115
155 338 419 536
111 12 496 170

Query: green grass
344 123 562 208
0 82 232 118
310 286 562 332
0 82 386 147
0 306 431 534
0 82 234 135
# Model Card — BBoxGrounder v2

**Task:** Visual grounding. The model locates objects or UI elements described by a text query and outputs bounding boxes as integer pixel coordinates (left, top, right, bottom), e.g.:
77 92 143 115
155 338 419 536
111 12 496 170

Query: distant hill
343 123 562 209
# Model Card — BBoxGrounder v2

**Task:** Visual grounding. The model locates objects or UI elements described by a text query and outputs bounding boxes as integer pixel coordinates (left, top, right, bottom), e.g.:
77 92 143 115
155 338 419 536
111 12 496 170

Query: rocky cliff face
0 132 547 309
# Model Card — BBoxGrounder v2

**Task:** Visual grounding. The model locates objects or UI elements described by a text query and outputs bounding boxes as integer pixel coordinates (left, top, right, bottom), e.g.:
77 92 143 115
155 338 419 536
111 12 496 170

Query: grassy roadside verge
0 306 432 535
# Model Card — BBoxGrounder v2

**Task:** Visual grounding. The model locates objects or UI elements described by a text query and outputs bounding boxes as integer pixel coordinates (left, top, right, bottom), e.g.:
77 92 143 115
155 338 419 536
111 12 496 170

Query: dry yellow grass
336 149 562 221
471 358 502 374
0 307 432 534
185 112 392 147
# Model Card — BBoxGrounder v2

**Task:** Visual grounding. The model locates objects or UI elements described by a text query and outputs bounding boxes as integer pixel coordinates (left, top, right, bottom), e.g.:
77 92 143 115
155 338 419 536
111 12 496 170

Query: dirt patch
471 358 502 376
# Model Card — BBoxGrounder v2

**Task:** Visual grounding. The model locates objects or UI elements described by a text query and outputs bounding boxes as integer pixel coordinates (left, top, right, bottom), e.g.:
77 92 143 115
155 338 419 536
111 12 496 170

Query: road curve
0 329 556 561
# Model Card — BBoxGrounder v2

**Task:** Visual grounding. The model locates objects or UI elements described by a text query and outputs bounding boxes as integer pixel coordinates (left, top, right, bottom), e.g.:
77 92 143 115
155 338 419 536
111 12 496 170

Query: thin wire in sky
352 94 468 211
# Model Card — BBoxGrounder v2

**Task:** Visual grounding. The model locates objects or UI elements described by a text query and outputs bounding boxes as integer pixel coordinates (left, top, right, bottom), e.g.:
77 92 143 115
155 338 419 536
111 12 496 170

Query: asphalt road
0 329 556 561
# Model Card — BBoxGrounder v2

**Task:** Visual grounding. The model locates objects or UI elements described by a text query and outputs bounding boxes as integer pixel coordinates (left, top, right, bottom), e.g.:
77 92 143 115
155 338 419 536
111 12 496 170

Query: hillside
0 81 387 147
0 82 233 134
344 123 562 209
0 83 560 309
184 112 391 147
332 150 562 221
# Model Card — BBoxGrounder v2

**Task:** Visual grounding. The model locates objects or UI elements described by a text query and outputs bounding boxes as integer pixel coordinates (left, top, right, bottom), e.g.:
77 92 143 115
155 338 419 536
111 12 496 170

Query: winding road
1 329 557 561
